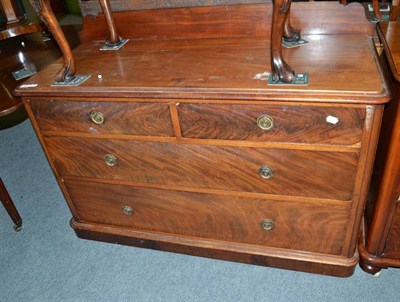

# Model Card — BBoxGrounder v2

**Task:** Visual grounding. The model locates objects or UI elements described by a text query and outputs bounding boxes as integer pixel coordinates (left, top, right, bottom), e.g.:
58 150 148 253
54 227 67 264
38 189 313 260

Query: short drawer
29 100 174 136
65 179 349 255
177 104 365 145
45 137 359 200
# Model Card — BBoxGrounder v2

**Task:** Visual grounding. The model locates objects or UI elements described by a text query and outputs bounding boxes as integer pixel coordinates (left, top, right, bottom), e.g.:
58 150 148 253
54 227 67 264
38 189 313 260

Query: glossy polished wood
27 1 369 86
65 179 349 255
32 0 297 83
359 21 400 274
29 100 175 136
44 136 359 200
19 3 389 276
15 35 386 101
177 103 366 145
79 2 374 43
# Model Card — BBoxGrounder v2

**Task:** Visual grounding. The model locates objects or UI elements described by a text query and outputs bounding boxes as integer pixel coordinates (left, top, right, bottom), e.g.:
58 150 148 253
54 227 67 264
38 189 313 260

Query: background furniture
0 0 81 129
0 178 22 231
359 20 400 274
0 0 42 39
16 1 388 277
372 0 399 20
0 0 42 129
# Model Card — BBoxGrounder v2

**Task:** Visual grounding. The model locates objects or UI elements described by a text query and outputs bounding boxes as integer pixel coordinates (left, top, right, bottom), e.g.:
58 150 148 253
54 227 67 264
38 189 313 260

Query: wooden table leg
0 178 22 231
271 0 296 83
372 0 382 20
98 0 122 46
29 0 76 83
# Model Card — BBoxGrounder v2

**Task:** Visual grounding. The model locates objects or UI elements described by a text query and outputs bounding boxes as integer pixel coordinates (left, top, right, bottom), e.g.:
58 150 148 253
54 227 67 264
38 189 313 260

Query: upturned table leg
271 0 296 83
0 178 22 232
29 0 76 83
98 0 123 47
283 11 300 42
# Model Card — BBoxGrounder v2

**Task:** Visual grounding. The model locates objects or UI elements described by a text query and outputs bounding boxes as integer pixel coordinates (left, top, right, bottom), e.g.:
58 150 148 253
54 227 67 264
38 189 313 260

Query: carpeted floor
1 119 400 302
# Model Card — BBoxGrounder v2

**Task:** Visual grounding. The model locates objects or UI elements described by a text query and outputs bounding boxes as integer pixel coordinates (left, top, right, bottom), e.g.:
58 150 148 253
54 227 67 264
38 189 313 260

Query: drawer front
65 179 348 255
29 100 174 136
45 137 358 200
178 104 365 145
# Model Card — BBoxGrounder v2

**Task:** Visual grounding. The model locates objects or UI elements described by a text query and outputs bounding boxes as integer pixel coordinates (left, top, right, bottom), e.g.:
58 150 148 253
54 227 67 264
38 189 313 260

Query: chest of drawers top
15 35 387 104
14 2 387 104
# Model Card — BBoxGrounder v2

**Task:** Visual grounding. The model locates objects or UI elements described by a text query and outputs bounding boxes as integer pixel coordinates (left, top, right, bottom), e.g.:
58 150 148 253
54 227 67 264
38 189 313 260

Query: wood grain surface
44 136 359 200
79 2 373 41
65 179 349 255
29 100 174 136
15 34 387 102
178 103 365 145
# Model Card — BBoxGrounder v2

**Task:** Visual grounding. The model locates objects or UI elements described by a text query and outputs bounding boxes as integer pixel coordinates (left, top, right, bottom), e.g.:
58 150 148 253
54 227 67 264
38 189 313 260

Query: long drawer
29 100 175 136
45 137 359 200
178 103 365 145
64 179 349 255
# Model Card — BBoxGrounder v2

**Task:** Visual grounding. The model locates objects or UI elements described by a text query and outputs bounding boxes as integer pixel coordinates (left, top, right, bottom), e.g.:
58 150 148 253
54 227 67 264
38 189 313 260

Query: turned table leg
271 0 297 83
98 0 120 45
372 0 382 20
0 178 22 231
29 0 76 83
98 0 127 49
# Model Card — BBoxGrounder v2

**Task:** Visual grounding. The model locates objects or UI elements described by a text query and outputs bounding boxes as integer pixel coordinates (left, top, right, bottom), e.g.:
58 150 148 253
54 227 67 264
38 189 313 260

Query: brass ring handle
259 166 274 179
260 219 274 231
90 111 105 125
104 154 117 166
257 115 274 130
122 205 134 216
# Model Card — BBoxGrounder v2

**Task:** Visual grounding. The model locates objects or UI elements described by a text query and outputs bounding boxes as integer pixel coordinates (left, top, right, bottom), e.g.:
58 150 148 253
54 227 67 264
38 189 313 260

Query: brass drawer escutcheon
122 205 134 216
90 111 105 125
104 154 118 166
257 115 274 130
260 219 274 231
259 166 274 179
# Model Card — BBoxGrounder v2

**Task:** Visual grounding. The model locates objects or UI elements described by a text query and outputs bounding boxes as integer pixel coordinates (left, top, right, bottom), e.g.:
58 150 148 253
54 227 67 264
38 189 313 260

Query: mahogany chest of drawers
16 2 389 276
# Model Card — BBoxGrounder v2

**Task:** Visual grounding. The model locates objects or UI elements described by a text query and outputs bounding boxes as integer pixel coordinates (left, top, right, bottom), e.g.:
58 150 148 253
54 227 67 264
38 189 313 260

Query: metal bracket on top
99 38 129 51
51 74 91 86
282 38 308 48
12 67 37 80
268 73 309 86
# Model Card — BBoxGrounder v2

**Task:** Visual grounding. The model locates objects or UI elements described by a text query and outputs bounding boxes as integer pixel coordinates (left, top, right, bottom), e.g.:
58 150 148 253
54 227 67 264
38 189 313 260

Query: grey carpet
1 119 399 302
